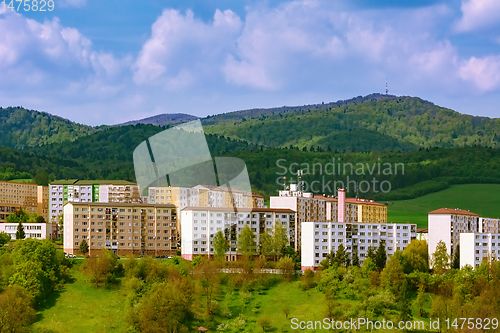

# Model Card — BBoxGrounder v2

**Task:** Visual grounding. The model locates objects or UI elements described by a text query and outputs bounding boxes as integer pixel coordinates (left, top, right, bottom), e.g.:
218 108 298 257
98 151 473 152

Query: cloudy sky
0 0 499 125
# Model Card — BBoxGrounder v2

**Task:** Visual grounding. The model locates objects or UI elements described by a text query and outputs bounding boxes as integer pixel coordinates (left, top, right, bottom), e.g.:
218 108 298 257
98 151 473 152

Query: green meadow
387 184 500 228
32 262 127 333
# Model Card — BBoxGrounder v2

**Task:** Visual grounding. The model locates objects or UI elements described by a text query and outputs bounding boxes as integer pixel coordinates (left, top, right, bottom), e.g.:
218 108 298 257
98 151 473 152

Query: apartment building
63 202 177 256
271 187 389 251
148 185 265 231
180 207 296 261
428 208 480 260
0 222 51 240
270 185 326 250
301 221 417 270
0 181 49 222
49 180 142 223
460 232 500 268
148 185 264 209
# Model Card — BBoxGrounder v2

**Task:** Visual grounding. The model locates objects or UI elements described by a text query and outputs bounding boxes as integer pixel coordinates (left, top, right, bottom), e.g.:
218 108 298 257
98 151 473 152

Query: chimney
338 188 345 223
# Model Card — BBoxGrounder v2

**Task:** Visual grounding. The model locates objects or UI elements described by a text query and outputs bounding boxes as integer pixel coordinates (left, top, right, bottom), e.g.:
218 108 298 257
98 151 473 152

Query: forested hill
2 94 500 152
0 107 96 148
202 95 500 152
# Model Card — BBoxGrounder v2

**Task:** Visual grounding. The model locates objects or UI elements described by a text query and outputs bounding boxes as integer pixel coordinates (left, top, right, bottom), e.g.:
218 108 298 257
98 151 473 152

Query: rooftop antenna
283 176 287 191
385 79 388 95
297 170 303 192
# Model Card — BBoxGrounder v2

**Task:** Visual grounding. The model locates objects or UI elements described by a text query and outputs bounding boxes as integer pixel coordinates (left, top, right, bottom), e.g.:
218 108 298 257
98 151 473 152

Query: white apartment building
301 221 417 270
460 232 500 268
428 208 480 261
0 222 52 240
180 207 296 261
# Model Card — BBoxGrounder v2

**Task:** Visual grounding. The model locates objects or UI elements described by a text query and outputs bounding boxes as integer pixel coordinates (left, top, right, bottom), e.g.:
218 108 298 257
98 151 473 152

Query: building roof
313 195 386 206
416 228 428 233
50 179 136 186
346 198 386 206
0 180 39 186
63 202 176 208
428 208 479 216
181 206 295 213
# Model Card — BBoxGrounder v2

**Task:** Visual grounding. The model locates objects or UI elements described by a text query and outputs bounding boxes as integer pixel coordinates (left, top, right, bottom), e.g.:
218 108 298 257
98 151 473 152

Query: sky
0 0 499 125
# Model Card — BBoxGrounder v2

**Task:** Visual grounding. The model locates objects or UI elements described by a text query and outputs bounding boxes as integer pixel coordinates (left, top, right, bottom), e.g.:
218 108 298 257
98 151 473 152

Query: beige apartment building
63 202 177 256
0 181 49 222
148 185 265 228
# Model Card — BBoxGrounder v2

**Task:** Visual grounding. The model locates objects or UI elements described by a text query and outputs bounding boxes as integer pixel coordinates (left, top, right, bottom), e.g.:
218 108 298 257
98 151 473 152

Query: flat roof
428 208 479 216
0 180 38 186
50 179 136 185
64 202 175 208
181 206 295 213
313 195 386 206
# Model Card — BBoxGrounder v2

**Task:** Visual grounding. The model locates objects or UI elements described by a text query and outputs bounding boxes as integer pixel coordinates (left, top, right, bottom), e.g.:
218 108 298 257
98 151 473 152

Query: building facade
50 180 142 223
301 221 417 270
0 222 51 240
180 207 296 261
460 232 500 268
63 202 177 256
270 188 325 250
428 208 480 261
0 181 49 222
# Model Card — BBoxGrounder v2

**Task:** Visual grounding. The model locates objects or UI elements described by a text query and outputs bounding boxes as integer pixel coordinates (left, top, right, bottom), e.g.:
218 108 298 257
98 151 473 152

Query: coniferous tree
16 222 25 240
398 279 413 328
352 251 360 267
79 239 89 256
335 243 347 267
451 244 460 269
375 241 387 270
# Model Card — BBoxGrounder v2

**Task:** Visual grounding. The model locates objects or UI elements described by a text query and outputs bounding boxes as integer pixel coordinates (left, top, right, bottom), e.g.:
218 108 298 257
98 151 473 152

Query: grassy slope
388 184 500 228
32 262 127 333
32 263 435 333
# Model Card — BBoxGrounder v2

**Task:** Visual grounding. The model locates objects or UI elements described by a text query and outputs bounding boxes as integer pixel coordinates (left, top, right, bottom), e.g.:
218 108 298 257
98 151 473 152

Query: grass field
32 262 127 333
387 184 500 228
32 262 436 332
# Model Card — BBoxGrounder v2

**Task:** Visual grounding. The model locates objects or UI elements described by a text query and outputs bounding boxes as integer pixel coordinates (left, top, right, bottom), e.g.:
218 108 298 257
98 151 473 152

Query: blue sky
0 0 499 125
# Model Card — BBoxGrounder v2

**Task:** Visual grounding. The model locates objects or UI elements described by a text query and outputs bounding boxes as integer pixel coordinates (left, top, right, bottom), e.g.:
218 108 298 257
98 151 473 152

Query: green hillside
388 184 500 228
0 106 96 148
203 94 500 152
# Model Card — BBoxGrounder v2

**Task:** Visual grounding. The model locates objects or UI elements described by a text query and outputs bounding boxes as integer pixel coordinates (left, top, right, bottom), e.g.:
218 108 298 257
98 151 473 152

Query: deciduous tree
212 231 227 261
432 240 450 275
237 225 256 259
0 232 10 246
0 285 36 333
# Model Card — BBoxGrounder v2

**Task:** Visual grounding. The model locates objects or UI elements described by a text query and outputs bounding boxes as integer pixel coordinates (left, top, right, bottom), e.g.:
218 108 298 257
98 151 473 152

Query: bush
257 315 273 331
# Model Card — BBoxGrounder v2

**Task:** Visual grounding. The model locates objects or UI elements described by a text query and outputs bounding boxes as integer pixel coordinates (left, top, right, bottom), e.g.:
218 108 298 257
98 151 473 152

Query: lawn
387 184 500 228
32 262 127 333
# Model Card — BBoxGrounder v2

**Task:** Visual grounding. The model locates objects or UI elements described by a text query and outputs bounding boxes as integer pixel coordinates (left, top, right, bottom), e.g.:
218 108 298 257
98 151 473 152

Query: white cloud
2 0 500 125
459 55 500 92
59 0 87 8
455 0 500 32
133 9 242 88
